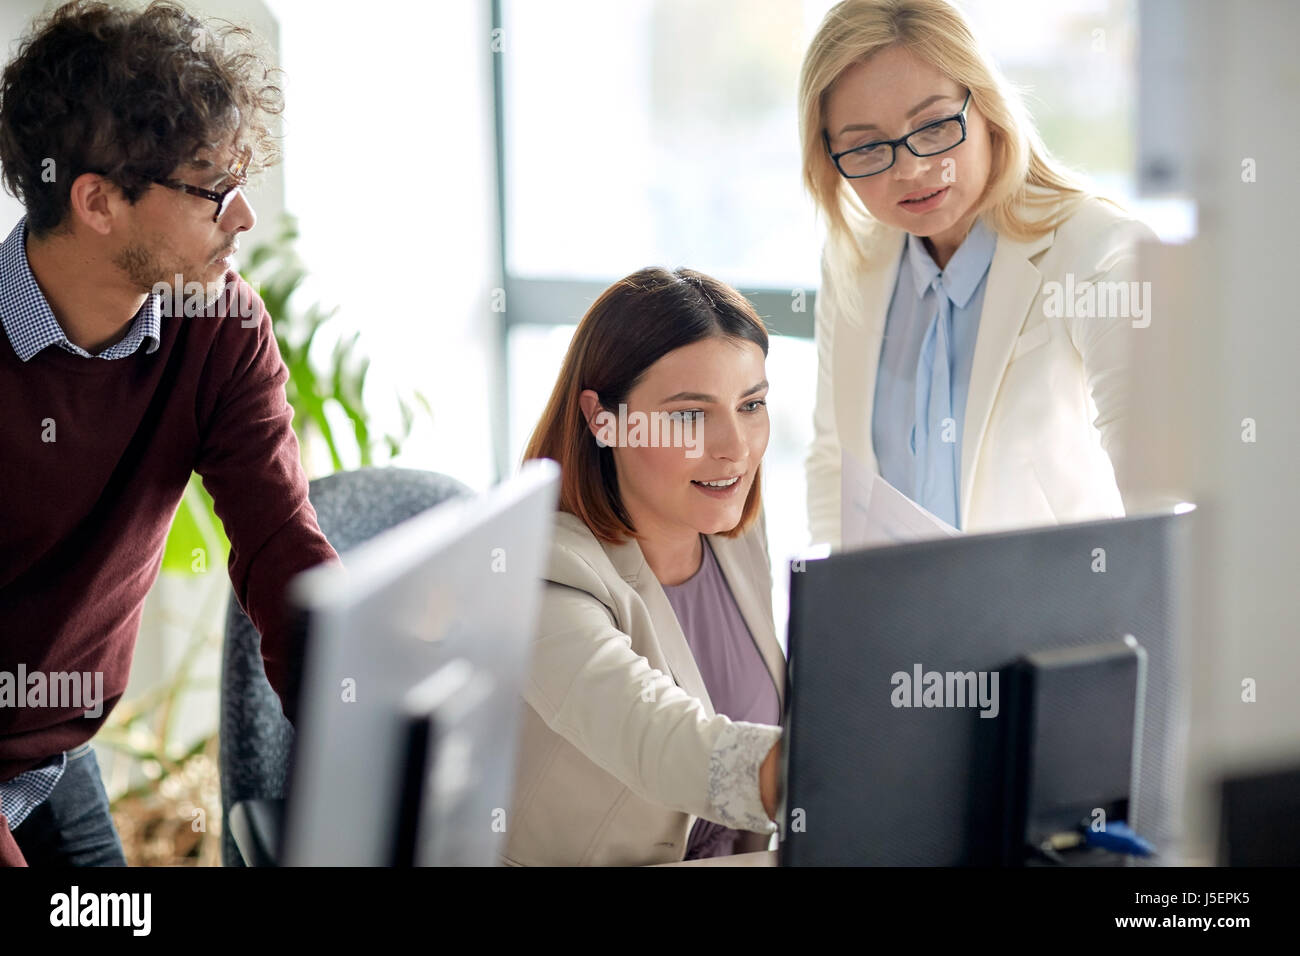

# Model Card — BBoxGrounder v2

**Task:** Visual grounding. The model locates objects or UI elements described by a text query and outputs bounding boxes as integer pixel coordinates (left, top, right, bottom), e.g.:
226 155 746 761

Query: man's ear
66 172 127 238
578 389 614 445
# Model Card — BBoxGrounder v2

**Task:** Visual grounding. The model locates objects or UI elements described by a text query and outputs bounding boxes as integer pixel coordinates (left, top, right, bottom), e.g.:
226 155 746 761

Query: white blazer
807 192 1158 548
503 509 785 866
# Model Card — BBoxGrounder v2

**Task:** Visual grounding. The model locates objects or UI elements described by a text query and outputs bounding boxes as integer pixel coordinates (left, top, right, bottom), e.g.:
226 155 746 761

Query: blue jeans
13 743 126 866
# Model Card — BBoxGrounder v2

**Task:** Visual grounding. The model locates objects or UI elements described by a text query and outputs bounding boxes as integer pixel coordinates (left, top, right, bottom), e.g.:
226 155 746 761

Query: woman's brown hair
523 267 769 545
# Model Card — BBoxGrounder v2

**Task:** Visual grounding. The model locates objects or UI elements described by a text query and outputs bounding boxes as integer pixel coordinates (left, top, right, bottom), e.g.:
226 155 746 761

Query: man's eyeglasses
152 146 252 223
825 89 971 179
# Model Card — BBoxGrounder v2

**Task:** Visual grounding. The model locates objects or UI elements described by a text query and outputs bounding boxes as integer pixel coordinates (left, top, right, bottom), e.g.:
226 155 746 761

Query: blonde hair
799 0 1098 262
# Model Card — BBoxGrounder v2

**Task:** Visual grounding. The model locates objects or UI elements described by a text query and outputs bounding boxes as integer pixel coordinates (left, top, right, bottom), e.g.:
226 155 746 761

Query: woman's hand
759 738 782 821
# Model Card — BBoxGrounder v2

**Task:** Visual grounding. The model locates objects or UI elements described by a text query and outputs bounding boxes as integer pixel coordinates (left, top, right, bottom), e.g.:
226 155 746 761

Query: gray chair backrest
218 466 471 866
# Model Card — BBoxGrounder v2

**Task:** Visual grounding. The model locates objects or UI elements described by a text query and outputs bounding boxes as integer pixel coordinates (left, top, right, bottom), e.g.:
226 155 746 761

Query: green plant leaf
160 475 228 573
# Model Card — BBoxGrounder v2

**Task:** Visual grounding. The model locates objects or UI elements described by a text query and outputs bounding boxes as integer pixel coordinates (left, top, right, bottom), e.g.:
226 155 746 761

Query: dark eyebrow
836 92 956 138
184 158 228 182
660 379 769 404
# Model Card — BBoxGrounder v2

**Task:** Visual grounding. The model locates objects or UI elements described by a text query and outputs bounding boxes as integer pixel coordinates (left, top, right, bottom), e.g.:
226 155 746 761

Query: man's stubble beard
114 238 226 307
112 239 170 294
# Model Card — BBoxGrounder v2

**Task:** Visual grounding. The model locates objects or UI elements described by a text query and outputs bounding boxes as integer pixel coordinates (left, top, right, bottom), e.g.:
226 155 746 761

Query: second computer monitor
781 511 1190 866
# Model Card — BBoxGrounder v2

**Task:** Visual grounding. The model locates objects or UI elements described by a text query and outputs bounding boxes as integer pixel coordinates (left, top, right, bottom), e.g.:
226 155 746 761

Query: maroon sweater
0 273 338 786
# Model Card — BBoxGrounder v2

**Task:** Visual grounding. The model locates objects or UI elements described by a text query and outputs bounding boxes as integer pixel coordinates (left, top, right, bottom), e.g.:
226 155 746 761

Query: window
497 0 1145 642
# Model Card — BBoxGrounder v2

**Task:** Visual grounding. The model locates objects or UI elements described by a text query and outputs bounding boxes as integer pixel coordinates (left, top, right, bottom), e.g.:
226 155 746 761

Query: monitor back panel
782 512 1188 866
283 462 559 865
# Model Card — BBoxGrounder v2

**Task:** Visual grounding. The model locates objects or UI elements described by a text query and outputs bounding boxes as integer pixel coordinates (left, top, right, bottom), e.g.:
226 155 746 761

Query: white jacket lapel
959 229 1054 526
832 230 906 473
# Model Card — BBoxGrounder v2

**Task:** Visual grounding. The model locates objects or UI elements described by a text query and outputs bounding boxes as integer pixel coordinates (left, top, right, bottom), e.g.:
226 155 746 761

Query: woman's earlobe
591 409 616 448
579 389 613 446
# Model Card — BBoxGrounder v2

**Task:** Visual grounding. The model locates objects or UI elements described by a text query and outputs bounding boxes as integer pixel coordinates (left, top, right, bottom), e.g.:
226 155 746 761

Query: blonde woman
800 0 1156 547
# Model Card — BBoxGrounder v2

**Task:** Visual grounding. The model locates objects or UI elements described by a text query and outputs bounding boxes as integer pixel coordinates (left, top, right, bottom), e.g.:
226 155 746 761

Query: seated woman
507 267 783 866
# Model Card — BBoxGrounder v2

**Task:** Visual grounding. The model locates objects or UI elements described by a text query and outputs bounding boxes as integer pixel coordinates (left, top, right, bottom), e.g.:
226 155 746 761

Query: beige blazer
807 192 1158 548
502 509 786 866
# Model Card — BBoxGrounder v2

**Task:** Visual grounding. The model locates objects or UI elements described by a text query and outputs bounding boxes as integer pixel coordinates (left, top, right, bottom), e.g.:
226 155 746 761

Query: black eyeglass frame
824 89 972 179
151 147 252 223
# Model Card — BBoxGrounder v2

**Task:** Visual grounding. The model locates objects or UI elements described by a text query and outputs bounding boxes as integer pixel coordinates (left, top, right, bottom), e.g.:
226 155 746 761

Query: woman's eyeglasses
825 90 971 179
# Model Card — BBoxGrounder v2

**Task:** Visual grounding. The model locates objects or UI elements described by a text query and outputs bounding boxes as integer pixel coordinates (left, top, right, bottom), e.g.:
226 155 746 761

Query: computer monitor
780 511 1190 866
281 459 560 866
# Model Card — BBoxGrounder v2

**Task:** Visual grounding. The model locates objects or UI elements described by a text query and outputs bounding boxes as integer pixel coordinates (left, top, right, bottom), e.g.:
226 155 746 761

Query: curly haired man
0 1 338 866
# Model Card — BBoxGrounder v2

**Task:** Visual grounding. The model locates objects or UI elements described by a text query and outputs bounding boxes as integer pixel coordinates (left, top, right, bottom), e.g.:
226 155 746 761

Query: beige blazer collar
599 529 785 719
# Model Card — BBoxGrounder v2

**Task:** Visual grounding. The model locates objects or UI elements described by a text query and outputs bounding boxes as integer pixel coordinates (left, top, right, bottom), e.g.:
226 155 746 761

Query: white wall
1126 0 1300 861
265 0 502 492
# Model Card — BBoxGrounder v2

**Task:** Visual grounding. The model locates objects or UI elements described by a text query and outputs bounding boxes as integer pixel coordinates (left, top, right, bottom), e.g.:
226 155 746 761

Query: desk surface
653 850 777 867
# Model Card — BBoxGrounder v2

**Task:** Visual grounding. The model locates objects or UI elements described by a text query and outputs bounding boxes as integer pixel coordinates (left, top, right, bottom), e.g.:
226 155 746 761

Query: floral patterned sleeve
705 720 782 834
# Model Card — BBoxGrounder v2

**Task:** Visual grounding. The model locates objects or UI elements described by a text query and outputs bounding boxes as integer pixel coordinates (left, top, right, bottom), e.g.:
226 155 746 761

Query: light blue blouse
871 218 997 528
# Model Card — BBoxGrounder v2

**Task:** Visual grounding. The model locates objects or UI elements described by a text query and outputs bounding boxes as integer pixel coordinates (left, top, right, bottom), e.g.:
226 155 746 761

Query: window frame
488 0 816 482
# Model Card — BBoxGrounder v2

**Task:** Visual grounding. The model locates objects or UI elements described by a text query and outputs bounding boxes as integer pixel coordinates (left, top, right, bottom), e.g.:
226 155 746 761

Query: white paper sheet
841 449 961 550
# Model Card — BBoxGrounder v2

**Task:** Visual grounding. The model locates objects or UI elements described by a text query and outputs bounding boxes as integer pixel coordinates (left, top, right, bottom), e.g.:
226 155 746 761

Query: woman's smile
691 473 745 498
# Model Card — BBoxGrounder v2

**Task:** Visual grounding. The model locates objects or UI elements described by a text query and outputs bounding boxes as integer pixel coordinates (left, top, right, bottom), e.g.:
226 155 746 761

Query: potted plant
99 215 428 865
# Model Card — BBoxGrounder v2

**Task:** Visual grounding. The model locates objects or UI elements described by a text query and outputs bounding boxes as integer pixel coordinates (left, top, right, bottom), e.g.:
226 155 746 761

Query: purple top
661 535 780 859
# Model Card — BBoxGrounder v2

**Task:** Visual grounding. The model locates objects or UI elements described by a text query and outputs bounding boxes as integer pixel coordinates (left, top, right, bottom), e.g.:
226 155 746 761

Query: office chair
219 466 472 866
